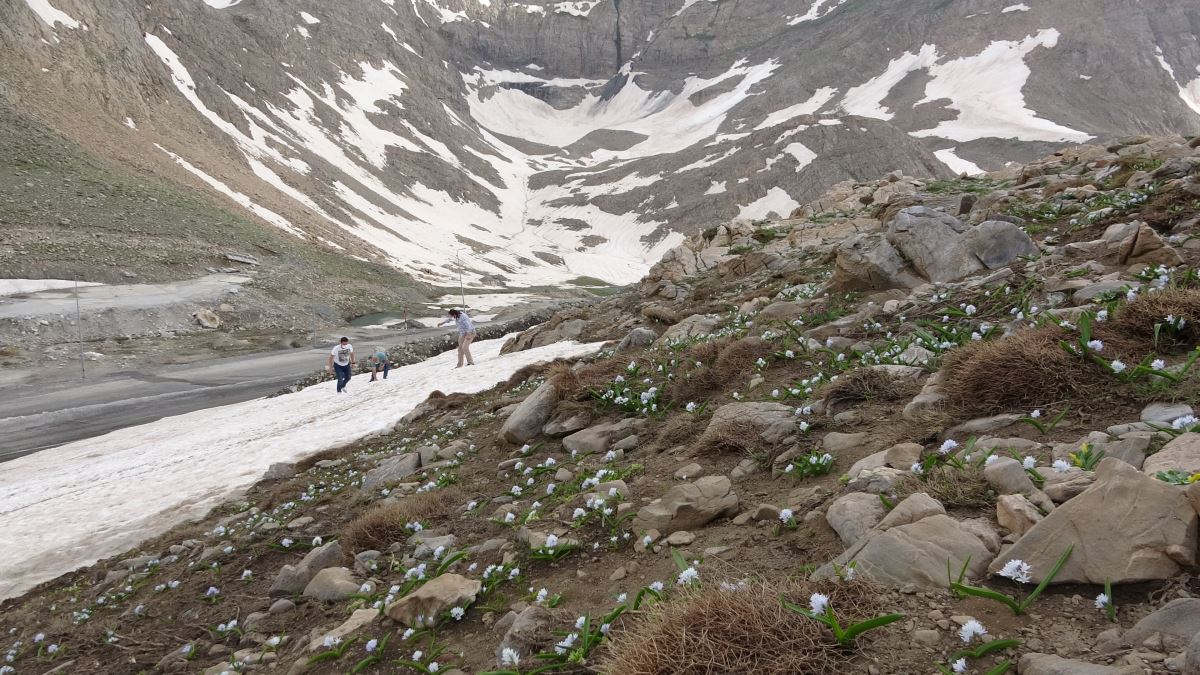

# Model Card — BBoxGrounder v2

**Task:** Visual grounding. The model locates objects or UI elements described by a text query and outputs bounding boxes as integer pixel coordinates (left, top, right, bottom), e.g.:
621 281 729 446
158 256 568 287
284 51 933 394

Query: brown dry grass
941 325 1118 416
545 361 581 400
1112 288 1200 348
294 446 356 474
602 580 887 675
340 487 464 557
648 411 708 453
894 465 994 510
819 368 909 411
693 418 784 467
667 338 775 405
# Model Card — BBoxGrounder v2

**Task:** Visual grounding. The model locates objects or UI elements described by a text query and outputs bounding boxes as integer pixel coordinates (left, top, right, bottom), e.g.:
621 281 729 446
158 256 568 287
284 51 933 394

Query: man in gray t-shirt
326 337 355 393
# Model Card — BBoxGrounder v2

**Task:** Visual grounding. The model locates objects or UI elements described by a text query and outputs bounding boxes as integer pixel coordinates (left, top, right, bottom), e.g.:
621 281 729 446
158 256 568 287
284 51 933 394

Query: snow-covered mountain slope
3 0 1199 287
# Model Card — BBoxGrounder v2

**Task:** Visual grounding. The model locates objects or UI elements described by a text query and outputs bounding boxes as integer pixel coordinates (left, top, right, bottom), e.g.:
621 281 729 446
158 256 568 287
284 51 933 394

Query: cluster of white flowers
958 619 987 643
808 592 829 615
998 559 1032 584
676 567 700 585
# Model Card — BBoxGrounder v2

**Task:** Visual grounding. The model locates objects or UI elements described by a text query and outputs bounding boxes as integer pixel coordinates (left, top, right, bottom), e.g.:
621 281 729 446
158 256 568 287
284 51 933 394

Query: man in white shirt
326 337 356 393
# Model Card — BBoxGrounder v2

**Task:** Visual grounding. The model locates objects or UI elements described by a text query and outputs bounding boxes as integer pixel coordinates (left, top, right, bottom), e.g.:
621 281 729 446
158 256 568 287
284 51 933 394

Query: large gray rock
269 540 343 597
655 314 719 345
1018 653 1142 674
616 327 658 352
826 492 886 546
542 404 592 437
1124 598 1200 650
983 456 1037 495
961 220 1038 268
1186 630 1200 675
633 476 739 535
361 453 422 492
500 381 558 444
990 458 1198 584
1143 432 1200 477
562 418 641 455
886 207 980 283
302 567 360 601
385 574 481 628
819 493 993 587
495 605 556 667
706 402 797 445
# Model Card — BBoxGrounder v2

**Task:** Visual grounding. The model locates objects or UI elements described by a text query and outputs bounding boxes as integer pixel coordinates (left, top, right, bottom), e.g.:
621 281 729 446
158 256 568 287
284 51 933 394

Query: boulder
563 418 641 455
1041 467 1094 502
192 309 221 329
496 605 556 667
500 381 558 444
634 476 739 535
1141 402 1194 424
542 405 592 438
361 453 422 492
989 458 1197 583
996 494 1042 536
616 327 657 352
960 220 1038 269
757 301 806 322
1125 598 1200 650
655 314 719 345
1143 432 1200 477
884 443 923 469
830 234 926 292
1017 653 1142 675
1186 630 1200 675
269 541 342 597
983 456 1036 495
818 494 993 587
307 609 378 652
826 493 886 546
385 574 482 628
886 207 980 283
302 567 360 601
706 402 797 445
846 450 886 479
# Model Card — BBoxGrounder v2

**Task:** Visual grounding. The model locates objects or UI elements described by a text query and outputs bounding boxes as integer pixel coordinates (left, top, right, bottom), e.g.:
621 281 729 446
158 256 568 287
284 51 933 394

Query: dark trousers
334 363 352 392
370 361 390 381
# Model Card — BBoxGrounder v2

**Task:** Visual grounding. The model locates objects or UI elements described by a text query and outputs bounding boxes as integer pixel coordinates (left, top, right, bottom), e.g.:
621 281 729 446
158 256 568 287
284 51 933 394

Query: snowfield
0 336 602 600
0 279 102 296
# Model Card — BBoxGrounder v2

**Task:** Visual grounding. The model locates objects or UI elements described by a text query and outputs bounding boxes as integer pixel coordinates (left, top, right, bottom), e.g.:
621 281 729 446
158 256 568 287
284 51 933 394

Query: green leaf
985 661 1015 675
840 613 906 644
670 548 689 573
953 638 1022 659
949 582 1021 614
1018 544 1074 613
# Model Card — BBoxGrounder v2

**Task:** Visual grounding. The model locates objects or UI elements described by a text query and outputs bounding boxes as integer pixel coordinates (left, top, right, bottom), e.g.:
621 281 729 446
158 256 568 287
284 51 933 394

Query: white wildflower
779 508 794 523
998 559 1033 584
952 657 968 672
1095 593 1111 610
809 592 829 615
1052 459 1070 473
676 567 699 585
958 619 987 643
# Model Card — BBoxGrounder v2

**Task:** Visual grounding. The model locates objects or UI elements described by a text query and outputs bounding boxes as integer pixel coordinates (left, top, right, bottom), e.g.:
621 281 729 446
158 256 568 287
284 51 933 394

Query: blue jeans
334 363 352 392
371 361 389 381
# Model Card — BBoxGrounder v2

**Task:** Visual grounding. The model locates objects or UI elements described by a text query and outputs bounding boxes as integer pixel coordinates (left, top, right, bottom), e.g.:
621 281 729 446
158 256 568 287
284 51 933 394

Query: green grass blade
985 661 1015 675
841 613 906 643
950 583 1021 614
1018 544 1074 613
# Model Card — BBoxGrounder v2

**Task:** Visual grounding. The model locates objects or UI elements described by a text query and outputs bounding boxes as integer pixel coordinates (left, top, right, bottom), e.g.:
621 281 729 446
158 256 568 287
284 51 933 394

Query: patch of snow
676 147 738 172
468 59 779 159
1079 74 1092 80
1155 48 1200 116
417 0 468 23
782 142 817 171
840 44 939 120
554 0 604 16
202 0 242 7
123 117 137 129
0 336 603 601
787 0 847 25
934 147 984 175
0 279 102 296
157 145 302 237
299 11 320 23
737 187 800 220
295 25 310 39
22 0 81 29
1001 3 1030 12
674 0 715 17
381 23 398 40
754 86 838 130
911 30 1093 142
430 293 541 310
704 180 727 195
471 67 606 89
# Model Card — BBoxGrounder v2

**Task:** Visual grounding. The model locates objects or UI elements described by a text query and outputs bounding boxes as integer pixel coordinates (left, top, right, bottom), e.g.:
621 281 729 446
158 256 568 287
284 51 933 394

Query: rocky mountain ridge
3 0 1200 290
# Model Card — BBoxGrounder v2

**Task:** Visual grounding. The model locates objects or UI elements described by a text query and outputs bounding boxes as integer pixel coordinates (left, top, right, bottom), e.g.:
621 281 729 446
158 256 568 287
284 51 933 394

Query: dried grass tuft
1112 288 1200 348
940 326 1115 416
340 487 464 557
894 465 994 510
602 580 887 675
819 368 910 411
293 446 355 474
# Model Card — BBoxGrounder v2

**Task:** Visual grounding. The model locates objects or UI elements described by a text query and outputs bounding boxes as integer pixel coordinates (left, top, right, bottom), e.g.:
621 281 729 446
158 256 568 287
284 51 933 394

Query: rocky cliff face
2 0 1199 287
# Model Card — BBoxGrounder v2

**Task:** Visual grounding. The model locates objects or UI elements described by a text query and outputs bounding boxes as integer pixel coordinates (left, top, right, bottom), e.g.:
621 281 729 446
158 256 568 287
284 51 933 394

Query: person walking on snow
438 309 476 368
326 336 356 393
368 346 390 382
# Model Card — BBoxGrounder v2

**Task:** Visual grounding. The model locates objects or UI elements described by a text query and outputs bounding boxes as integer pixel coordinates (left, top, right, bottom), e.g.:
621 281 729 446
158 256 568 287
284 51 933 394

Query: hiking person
326 337 355 393
438 308 477 368
368 346 390 382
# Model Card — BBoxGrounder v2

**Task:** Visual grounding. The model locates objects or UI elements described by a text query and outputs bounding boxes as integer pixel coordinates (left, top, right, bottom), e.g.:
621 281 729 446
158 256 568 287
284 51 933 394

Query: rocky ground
3 136 1200 675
